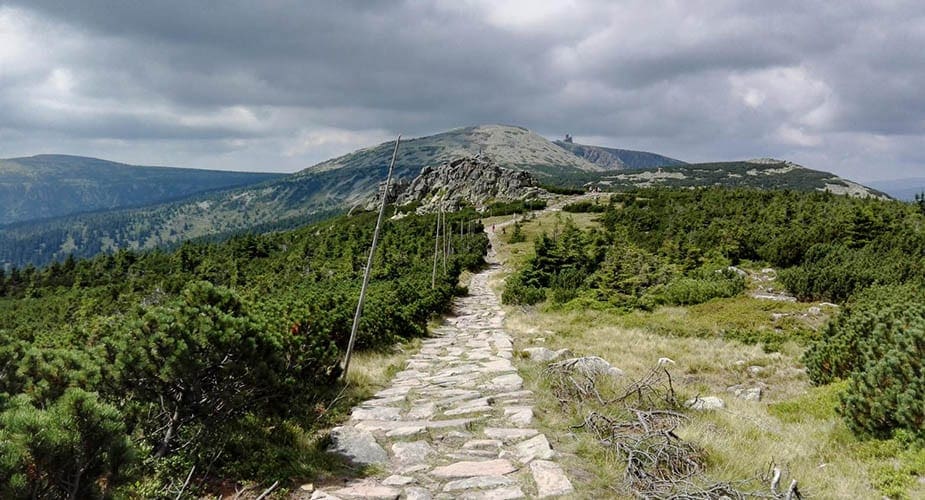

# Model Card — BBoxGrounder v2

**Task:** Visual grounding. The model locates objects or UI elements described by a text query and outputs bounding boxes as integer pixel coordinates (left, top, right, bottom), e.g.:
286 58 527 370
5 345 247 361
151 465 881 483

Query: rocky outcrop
365 157 546 212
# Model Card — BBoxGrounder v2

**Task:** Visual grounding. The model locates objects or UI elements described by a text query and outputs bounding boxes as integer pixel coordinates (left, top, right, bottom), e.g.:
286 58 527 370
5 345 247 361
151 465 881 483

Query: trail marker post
340 136 401 380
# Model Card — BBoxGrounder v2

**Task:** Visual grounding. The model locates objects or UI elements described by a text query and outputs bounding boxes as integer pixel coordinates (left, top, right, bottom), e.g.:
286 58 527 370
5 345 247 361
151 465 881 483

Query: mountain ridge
0 154 283 225
0 125 887 267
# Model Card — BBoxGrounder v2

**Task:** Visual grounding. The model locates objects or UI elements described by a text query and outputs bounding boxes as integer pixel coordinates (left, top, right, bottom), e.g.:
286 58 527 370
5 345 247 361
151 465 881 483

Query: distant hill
306 124 604 177
585 158 890 198
0 154 282 225
553 140 686 170
867 178 925 201
0 128 885 268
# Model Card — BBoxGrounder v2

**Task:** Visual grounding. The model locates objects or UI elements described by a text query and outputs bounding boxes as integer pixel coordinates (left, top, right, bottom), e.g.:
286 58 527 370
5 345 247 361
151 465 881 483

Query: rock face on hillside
366 157 546 212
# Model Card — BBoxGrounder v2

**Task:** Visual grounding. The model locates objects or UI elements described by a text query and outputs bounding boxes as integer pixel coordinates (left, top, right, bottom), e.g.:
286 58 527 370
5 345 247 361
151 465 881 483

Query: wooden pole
341 136 401 379
431 212 440 289
442 207 447 274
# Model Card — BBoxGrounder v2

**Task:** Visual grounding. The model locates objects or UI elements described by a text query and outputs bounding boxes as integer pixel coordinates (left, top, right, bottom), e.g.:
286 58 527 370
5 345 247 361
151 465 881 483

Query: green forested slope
0 208 487 497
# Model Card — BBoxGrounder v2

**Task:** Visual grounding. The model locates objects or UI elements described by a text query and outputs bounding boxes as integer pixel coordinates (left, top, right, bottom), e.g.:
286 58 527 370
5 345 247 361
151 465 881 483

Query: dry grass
507 306 894 498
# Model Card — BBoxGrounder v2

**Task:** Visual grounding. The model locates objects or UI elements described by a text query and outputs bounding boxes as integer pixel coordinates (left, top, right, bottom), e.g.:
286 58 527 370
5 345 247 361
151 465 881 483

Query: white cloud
775 125 822 147
284 127 392 158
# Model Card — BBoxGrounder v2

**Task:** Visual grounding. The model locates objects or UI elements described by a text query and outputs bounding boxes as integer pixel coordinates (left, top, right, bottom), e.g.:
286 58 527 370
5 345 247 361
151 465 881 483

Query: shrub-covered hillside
504 188 925 444
0 209 487 498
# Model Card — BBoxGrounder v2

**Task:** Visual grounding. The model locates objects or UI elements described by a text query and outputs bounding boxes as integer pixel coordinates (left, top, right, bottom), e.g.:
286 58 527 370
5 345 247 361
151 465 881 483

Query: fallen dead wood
548 360 805 498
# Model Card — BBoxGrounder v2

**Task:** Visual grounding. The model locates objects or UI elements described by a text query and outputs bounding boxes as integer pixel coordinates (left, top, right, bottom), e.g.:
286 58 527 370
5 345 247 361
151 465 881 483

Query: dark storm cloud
1 0 924 180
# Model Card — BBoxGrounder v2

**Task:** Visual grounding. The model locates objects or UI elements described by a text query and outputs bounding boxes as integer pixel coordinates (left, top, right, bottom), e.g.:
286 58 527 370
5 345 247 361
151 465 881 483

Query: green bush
549 267 587 304
803 285 922 385
0 389 135 499
655 270 745 306
562 200 606 213
502 272 547 305
839 305 925 441
507 222 526 243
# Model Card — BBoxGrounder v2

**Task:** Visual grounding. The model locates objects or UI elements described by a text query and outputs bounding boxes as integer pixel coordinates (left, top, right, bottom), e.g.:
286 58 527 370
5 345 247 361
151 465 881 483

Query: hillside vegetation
0 208 487 498
0 155 281 225
495 189 925 498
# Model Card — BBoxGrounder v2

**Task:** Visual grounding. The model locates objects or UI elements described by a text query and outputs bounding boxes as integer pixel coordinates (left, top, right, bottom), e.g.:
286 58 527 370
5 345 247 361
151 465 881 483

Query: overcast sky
1 1 923 181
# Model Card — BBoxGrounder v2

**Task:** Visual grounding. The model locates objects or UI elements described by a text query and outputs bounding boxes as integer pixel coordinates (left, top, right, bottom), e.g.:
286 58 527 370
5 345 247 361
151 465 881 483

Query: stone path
313 235 573 499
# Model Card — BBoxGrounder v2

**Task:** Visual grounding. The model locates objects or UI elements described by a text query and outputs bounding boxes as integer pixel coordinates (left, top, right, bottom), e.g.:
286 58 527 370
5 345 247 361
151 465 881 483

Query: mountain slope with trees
0 154 282 225
0 206 488 497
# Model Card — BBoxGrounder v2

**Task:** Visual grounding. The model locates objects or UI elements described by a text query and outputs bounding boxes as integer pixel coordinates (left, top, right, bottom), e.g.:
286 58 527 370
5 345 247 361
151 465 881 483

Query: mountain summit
303 124 604 178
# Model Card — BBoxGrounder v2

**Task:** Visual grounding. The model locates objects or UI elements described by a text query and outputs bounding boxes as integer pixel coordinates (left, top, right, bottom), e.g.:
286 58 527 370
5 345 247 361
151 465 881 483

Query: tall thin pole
341 135 401 379
442 207 447 274
431 212 440 289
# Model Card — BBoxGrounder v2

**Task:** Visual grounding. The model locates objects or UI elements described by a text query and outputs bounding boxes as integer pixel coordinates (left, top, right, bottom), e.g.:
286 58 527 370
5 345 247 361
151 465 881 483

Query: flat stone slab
463 439 502 450
685 396 726 410
404 487 432 500
407 402 437 420
355 418 474 432
445 405 492 416
375 386 412 398
331 480 400 500
382 475 414 486
444 475 514 492
530 460 574 497
351 406 402 421
483 428 539 442
493 390 533 400
430 459 517 478
362 395 406 407
481 359 516 372
392 441 435 466
386 426 426 438
328 426 388 466
503 406 533 427
515 434 554 463
310 491 342 500
459 486 525 499
487 373 523 391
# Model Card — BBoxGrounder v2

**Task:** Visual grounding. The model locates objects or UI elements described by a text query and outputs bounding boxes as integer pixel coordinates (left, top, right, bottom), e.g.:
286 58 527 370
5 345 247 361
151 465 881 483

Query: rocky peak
364 156 546 213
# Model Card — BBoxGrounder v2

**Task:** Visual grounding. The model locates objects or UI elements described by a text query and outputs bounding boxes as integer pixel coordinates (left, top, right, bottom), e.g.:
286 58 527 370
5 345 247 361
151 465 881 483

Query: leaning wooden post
440 207 450 276
431 212 440 289
341 135 401 379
